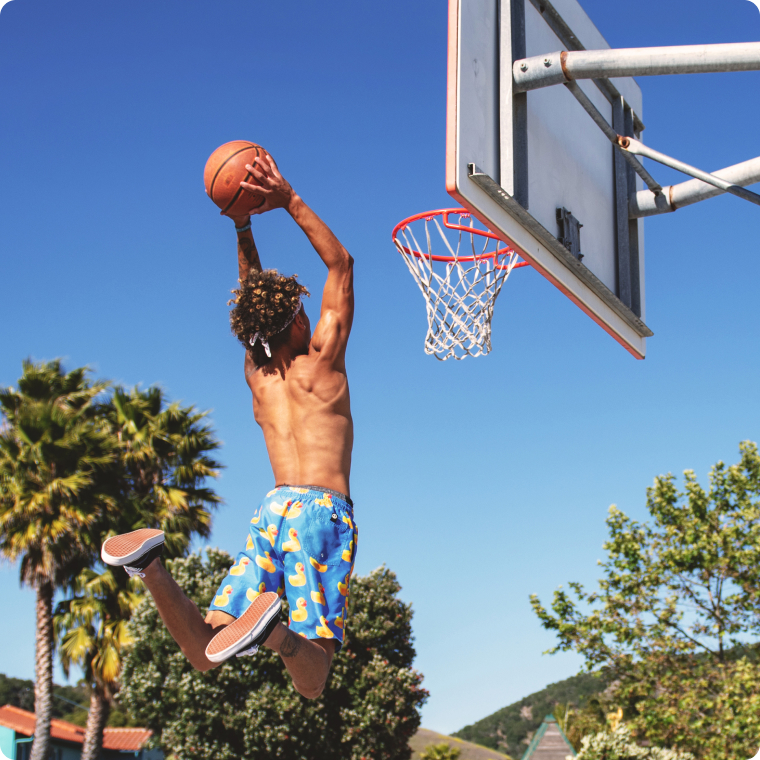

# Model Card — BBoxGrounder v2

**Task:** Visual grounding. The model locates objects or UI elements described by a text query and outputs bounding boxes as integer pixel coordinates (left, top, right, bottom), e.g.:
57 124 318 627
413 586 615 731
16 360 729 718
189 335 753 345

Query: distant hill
411 728 513 760
452 671 609 758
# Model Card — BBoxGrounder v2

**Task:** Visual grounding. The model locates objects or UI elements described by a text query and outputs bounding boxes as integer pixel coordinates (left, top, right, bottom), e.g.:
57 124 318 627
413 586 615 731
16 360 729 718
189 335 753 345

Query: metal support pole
613 97 631 309
624 105 641 317
629 156 760 218
619 138 760 208
514 42 760 92
564 82 662 195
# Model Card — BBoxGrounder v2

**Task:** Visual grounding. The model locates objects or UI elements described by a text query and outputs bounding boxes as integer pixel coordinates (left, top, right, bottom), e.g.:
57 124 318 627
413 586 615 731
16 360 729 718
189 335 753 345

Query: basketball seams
208 144 259 201
221 169 266 214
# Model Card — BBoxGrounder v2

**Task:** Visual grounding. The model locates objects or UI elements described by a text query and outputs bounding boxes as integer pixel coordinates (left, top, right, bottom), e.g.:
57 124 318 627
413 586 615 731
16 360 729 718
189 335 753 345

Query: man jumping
101 156 356 699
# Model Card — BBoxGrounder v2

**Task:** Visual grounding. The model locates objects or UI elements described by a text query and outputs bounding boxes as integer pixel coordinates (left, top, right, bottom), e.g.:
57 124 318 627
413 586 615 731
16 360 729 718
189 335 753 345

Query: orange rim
392 208 530 270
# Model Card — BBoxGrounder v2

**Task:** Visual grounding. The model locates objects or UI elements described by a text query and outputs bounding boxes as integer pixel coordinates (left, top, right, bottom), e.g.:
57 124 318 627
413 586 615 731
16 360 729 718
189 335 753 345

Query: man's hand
240 156 299 216
228 213 251 228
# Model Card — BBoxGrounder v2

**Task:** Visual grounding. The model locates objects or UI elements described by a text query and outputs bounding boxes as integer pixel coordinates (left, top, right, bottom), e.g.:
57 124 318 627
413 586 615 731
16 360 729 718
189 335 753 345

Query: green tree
420 742 462 760
104 386 222 555
54 568 142 760
120 551 428 760
0 360 115 760
531 441 760 759
55 385 223 760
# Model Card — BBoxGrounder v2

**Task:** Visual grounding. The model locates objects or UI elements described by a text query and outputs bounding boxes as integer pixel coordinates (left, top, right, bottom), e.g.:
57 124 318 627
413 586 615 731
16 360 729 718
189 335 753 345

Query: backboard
446 0 653 358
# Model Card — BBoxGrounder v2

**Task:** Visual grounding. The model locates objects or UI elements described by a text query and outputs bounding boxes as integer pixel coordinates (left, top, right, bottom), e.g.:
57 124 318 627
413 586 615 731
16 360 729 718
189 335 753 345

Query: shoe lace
124 565 146 579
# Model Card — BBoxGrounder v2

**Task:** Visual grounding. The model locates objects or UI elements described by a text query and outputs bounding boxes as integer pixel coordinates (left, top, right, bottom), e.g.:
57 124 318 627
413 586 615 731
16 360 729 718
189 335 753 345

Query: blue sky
1 0 759 736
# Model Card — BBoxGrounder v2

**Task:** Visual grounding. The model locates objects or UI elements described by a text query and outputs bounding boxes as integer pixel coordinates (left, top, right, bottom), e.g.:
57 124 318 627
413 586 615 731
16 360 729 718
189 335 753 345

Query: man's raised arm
229 213 262 282
240 158 354 364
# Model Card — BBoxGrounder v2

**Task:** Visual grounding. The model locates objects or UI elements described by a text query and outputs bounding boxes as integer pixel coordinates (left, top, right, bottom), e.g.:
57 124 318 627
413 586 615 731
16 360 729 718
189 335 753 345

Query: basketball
204 141 276 216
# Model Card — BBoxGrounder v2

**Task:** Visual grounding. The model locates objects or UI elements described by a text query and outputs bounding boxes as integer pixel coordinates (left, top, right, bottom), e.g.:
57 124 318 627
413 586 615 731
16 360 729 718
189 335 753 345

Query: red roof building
0 705 161 760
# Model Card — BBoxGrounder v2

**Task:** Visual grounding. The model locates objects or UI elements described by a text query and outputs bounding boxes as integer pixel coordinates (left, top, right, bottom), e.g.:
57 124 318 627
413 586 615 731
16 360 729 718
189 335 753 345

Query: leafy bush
420 742 462 759
575 725 694 760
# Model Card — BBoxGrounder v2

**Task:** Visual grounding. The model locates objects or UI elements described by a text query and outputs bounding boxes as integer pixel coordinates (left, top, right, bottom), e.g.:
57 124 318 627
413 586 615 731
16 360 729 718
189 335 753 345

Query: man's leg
143 558 335 690
141 559 233 671
264 623 336 699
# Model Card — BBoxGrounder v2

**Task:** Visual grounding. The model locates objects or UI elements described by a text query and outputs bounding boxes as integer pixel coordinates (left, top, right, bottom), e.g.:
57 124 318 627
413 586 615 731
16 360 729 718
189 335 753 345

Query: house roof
100 727 154 752
521 715 576 760
0 705 153 752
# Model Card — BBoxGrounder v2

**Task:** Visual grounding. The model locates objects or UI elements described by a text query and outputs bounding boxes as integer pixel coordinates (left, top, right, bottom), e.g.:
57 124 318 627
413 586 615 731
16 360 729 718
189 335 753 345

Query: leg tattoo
279 629 304 659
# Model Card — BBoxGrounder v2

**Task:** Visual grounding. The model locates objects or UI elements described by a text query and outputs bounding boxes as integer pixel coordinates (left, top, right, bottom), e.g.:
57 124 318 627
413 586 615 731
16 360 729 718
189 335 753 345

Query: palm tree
0 360 115 760
105 386 222 556
54 567 142 760
55 385 223 759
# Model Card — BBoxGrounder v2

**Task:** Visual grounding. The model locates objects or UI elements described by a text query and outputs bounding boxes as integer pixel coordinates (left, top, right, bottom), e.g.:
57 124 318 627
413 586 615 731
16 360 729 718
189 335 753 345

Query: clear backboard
446 0 653 358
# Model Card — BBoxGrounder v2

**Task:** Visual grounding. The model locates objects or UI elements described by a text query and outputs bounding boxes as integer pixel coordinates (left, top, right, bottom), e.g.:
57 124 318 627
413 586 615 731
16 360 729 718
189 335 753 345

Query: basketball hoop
392 209 528 360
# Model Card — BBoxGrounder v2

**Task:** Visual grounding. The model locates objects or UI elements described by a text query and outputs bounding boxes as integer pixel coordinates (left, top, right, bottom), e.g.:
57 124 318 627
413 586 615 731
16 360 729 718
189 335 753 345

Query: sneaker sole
205 592 281 664
101 529 165 566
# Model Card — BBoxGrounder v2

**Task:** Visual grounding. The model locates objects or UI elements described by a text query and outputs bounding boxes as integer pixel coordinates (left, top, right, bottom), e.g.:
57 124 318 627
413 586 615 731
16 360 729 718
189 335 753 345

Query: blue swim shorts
208 485 358 651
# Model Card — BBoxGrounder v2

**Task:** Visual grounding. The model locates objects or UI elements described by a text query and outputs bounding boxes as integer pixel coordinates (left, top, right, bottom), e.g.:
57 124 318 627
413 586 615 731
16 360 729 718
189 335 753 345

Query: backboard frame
445 0 653 358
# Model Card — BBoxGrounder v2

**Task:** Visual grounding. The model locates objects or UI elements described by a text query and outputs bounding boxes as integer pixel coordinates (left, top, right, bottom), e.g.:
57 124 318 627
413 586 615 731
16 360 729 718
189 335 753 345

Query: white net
393 210 523 360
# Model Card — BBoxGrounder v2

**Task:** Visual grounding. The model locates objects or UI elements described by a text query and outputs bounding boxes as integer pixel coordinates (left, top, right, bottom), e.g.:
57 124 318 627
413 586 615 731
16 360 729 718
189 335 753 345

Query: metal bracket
524 0 645 134
619 138 760 209
629 156 760 218
467 164 653 339
556 208 583 261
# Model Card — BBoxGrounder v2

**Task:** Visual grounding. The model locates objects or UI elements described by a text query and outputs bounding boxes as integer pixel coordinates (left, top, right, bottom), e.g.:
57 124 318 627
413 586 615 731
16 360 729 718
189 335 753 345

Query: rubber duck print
259 524 279 548
282 529 301 553
291 597 308 623
288 562 307 587
315 493 333 508
342 539 354 563
309 556 328 572
342 514 354 530
267 488 280 497
291 487 309 494
337 573 350 597
316 616 335 638
246 534 254 551
247 582 266 602
270 500 290 517
251 508 263 525
230 557 250 576
334 607 346 629
255 551 277 573
214 585 233 607
285 501 303 520
276 578 285 597
310 583 326 606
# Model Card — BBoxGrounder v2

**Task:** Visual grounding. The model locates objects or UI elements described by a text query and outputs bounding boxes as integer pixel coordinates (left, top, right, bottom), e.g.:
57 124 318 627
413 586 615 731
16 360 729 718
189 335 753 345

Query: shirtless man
101 156 356 700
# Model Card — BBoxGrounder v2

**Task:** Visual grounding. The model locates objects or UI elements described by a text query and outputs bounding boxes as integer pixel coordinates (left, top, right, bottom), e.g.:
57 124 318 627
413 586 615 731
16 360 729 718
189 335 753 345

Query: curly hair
228 269 310 365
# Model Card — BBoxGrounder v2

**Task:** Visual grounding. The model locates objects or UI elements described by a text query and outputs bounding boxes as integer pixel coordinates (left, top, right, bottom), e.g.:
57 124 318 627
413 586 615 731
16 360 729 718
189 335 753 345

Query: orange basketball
203 141 275 216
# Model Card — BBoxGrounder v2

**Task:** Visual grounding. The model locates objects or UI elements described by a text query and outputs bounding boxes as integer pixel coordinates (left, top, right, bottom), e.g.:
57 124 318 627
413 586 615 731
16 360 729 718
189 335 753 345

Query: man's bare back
235 157 355 497
245 332 353 497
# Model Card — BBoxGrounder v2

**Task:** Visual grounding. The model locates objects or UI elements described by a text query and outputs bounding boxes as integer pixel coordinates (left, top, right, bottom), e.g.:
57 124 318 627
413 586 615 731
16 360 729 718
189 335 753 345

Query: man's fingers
267 156 284 181
240 181 273 195
245 164 270 184
257 154 282 180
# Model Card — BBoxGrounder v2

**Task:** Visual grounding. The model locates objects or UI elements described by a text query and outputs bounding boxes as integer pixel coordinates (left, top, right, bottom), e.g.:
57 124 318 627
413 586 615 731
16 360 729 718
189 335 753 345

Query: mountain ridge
452 671 609 757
